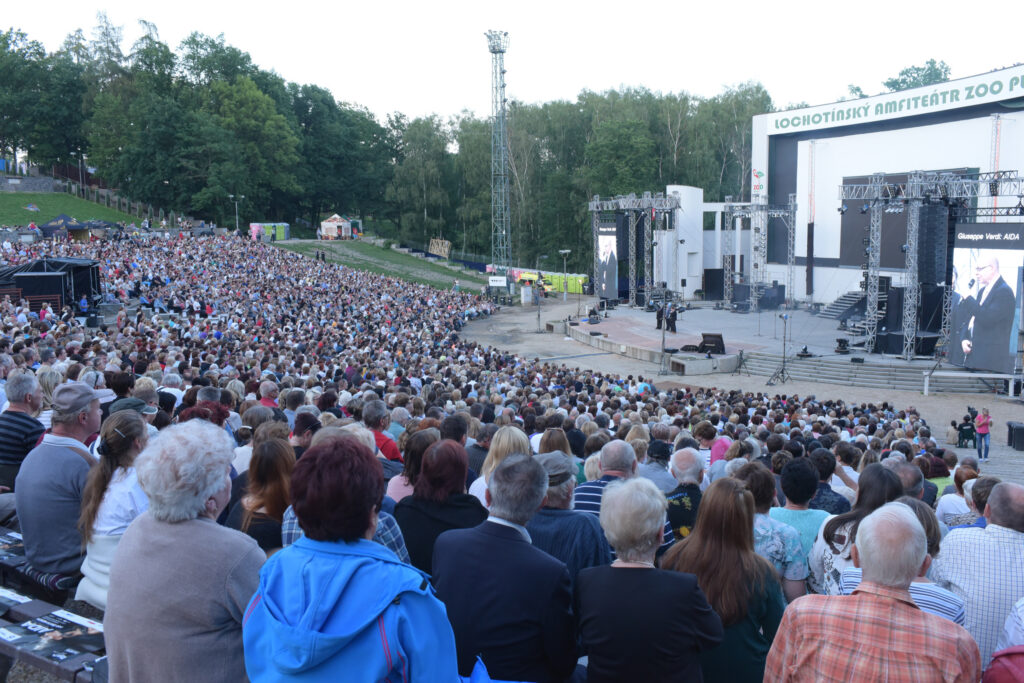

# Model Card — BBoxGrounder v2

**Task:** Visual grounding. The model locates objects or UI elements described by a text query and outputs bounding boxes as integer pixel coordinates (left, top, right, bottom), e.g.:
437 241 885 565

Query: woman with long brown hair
226 438 295 555
385 427 440 502
661 477 785 682
75 411 150 613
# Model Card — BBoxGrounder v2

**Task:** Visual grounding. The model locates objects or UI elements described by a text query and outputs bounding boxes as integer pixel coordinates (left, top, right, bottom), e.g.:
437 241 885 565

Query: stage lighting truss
722 194 797 310
588 192 681 308
840 169 1024 360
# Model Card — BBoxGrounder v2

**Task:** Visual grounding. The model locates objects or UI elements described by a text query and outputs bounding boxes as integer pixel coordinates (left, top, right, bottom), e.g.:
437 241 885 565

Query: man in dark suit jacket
432 455 577 683
960 257 1016 373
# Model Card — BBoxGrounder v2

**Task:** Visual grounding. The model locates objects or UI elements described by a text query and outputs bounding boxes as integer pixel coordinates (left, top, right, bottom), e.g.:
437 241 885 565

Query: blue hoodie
243 536 459 682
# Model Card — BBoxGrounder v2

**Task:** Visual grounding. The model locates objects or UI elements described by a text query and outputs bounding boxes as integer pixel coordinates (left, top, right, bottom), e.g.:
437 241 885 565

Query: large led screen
949 223 1024 373
596 224 618 300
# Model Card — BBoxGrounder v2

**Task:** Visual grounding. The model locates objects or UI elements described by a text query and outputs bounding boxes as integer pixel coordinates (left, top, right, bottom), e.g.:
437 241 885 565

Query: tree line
3 15 772 271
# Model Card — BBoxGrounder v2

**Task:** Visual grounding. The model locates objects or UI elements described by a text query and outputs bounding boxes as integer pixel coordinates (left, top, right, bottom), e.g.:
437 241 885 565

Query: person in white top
469 426 531 508
75 411 150 612
935 468 978 525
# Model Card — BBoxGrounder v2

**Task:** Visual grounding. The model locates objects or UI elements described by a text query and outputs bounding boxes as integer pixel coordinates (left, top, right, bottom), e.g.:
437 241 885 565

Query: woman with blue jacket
243 434 459 681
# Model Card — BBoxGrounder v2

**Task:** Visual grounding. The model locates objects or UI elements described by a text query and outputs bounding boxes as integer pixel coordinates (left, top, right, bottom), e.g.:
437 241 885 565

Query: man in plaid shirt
766 502 980 682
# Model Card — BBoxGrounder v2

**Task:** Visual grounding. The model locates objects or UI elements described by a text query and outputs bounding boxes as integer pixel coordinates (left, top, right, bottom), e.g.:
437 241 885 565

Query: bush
382 239 393 250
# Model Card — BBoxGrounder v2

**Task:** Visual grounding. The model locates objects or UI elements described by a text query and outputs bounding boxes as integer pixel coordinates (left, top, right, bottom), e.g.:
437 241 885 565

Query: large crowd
0 232 1020 682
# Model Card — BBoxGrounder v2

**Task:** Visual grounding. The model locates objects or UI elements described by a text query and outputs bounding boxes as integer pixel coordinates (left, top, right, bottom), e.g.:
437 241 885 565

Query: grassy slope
279 240 489 291
0 192 138 227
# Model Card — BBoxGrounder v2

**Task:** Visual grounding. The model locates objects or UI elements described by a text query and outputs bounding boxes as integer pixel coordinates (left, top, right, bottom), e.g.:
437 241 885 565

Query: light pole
535 254 548 333
228 194 245 233
558 249 571 302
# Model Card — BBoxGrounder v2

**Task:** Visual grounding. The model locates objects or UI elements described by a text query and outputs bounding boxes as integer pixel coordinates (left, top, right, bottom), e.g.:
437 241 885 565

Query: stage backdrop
949 222 1024 373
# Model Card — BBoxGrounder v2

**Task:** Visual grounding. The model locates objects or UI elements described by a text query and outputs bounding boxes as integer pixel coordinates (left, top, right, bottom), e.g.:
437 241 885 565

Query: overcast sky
7 1 1022 122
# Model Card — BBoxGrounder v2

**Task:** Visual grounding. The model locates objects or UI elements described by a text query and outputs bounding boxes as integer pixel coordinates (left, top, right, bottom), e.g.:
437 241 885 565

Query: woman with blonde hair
35 366 62 429
468 425 530 506
662 477 785 682
624 424 649 444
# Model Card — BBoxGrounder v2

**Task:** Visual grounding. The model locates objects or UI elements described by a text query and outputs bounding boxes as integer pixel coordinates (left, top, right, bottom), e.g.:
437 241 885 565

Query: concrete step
737 351 996 393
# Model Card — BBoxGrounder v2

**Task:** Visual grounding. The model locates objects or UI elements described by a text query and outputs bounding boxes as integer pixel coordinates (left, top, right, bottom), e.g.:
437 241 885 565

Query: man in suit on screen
960 255 1016 373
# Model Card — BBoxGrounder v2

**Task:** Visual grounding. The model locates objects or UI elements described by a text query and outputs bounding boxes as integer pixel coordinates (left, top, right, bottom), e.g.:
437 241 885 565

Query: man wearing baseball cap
15 382 102 580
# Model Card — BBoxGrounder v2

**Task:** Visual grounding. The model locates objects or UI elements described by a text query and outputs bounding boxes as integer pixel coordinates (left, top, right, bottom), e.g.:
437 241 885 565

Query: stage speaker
732 283 751 304
757 284 785 310
85 315 99 328
917 203 950 285
884 287 903 331
703 269 725 300
698 333 726 355
919 284 944 333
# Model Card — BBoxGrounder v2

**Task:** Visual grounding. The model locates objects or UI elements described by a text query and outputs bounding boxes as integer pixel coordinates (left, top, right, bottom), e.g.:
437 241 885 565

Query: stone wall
0 176 55 193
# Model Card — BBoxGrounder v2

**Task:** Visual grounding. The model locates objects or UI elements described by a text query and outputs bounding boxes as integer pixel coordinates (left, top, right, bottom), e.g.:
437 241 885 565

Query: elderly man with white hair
104 421 265 682
0 371 44 490
766 502 980 682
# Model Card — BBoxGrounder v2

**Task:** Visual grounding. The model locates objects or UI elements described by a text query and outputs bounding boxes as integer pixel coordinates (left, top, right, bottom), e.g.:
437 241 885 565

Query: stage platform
562 305 1003 393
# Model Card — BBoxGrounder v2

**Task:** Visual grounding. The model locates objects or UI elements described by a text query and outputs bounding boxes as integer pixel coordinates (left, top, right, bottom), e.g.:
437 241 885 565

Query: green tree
884 59 951 92
0 29 46 160
583 119 656 196
204 76 301 219
386 115 451 244
452 114 490 255
24 53 87 166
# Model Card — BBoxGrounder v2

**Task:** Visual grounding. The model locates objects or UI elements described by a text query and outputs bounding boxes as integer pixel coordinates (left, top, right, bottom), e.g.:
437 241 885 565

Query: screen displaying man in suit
597 235 617 300
959 255 1016 373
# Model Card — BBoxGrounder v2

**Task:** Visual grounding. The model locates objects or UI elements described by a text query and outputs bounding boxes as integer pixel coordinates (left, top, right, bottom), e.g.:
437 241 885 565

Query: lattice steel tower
486 30 511 274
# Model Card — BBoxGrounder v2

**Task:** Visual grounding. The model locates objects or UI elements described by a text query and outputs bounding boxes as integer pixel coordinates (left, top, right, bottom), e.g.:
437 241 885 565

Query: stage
560 303 1000 393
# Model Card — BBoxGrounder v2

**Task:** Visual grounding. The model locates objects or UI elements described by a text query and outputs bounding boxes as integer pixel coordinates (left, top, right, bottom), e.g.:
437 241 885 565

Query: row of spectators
0 234 1019 681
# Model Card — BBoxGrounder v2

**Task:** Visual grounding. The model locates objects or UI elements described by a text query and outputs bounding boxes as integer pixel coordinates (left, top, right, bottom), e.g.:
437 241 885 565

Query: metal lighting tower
486 30 511 275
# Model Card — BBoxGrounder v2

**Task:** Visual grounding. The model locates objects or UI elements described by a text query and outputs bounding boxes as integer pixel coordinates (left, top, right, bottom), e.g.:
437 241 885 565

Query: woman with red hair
394 439 487 573
242 437 458 681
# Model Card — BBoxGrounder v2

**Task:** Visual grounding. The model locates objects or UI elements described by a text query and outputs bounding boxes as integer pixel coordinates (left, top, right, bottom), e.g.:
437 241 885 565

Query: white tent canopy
319 214 350 239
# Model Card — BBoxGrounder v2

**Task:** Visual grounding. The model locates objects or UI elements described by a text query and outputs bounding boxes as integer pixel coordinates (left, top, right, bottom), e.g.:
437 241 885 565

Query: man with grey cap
527 450 612 584
16 382 102 578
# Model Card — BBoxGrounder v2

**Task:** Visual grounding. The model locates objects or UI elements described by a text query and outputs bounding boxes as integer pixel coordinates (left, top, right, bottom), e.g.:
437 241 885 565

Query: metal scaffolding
840 169 1024 359
902 172 924 360
486 30 511 274
627 211 638 307
722 197 738 304
587 192 681 306
785 193 798 307
722 196 797 309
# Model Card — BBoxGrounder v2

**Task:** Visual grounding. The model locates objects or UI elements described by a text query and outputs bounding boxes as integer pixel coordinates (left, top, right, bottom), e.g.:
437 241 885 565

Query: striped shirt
0 410 44 467
838 567 965 625
932 524 1024 667
572 475 674 555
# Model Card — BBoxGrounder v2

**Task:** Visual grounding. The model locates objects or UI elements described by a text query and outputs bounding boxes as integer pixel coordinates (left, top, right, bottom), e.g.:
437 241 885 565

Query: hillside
0 192 139 227
279 240 489 291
